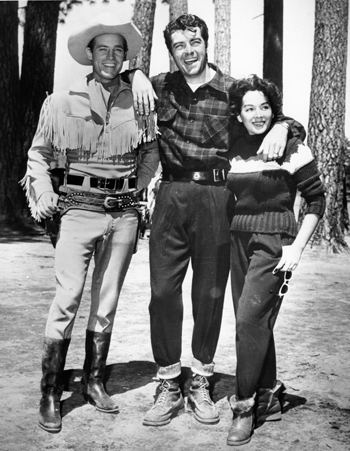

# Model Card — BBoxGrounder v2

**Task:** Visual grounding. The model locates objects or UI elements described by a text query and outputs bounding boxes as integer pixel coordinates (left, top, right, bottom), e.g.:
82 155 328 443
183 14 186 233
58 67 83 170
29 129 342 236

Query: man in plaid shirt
130 14 305 427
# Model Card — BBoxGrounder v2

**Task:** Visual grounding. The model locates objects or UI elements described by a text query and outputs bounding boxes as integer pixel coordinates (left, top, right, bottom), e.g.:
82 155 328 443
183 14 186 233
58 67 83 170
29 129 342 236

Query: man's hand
37 191 59 219
257 123 288 162
132 70 158 116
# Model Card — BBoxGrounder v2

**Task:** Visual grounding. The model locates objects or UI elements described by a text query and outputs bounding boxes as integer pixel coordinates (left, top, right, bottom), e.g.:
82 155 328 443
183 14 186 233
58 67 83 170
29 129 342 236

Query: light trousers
45 208 139 339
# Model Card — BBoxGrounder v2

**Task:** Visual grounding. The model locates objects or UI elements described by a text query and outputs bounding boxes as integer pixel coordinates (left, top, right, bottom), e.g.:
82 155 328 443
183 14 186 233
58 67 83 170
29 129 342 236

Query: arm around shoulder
126 69 158 115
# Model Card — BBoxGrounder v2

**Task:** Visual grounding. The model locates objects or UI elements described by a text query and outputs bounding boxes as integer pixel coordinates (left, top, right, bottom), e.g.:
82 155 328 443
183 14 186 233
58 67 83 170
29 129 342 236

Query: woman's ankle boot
81 330 118 413
256 380 284 424
227 395 255 446
38 337 70 433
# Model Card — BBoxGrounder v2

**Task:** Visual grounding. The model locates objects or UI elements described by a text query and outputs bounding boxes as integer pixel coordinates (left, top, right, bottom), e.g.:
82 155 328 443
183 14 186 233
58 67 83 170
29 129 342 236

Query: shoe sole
83 393 119 413
95 405 119 413
187 398 220 425
192 411 220 425
143 404 185 427
38 421 61 434
256 413 282 424
256 411 282 423
227 437 252 446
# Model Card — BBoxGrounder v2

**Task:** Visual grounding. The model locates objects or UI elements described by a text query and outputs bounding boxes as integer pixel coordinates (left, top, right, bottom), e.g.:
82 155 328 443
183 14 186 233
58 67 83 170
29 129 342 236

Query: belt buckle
213 169 226 182
104 196 123 210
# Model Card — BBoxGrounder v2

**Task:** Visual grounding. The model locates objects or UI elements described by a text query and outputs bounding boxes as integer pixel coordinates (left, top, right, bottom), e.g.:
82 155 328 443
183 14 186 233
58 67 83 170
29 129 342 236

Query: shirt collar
165 62 228 95
206 63 228 94
69 73 131 96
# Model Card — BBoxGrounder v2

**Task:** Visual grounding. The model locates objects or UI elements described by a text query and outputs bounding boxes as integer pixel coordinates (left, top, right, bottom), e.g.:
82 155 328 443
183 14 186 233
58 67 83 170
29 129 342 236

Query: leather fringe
37 96 158 159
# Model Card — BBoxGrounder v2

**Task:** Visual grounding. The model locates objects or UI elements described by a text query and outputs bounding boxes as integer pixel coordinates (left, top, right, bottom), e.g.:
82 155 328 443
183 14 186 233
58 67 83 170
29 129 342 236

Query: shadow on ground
60 361 307 421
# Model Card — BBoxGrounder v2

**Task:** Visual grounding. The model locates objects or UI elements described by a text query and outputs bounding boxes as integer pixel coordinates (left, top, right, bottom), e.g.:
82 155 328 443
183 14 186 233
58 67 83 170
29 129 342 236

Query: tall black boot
38 337 70 433
81 330 118 413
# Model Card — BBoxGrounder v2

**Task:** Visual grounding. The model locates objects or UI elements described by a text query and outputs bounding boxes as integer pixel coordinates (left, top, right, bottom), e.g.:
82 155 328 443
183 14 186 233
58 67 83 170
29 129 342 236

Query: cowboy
21 14 159 433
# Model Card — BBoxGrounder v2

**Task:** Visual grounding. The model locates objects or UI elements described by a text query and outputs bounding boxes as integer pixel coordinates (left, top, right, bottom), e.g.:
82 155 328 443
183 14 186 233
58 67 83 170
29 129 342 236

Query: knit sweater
227 132 325 237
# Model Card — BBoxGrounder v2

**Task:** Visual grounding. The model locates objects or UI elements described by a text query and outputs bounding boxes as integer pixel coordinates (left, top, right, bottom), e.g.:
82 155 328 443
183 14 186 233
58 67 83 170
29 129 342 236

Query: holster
45 213 61 248
44 169 65 248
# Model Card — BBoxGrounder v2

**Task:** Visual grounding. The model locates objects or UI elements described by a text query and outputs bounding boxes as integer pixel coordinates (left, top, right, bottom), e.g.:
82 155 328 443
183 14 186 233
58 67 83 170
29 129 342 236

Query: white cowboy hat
68 13 143 65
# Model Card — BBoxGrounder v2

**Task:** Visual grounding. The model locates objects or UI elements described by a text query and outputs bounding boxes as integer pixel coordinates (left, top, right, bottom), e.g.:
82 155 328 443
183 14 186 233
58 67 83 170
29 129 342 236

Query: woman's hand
257 123 288 162
273 214 320 273
273 244 303 273
131 70 158 116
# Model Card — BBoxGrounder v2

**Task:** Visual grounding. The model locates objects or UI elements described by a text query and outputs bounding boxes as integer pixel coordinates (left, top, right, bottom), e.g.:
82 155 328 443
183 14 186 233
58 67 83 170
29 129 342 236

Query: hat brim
68 21 143 65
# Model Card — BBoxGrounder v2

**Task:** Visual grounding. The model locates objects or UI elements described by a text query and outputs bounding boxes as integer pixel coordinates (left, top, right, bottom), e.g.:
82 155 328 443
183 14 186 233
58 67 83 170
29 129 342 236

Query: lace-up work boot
143 378 184 426
255 380 284 424
188 374 220 424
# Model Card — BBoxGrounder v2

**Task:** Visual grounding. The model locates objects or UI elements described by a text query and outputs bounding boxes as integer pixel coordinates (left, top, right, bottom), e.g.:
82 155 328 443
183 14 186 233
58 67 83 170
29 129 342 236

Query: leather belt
66 175 137 191
58 187 139 214
162 169 227 183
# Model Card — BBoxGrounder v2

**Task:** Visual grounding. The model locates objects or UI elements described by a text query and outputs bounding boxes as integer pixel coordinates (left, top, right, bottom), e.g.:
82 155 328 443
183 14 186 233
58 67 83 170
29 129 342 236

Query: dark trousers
149 181 235 374
230 232 294 398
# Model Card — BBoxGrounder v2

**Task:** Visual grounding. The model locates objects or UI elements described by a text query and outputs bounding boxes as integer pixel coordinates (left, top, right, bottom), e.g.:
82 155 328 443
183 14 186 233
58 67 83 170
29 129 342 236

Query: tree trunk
214 0 231 75
129 0 157 76
263 0 283 91
305 0 349 252
168 0 188 72
0 1 23 226
20 0 60 165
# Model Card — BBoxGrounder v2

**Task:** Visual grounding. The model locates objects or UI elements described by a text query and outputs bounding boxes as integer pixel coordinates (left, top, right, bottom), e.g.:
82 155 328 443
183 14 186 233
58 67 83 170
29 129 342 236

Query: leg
40 210 98 432
232 233 284 399
188 183 234 424
82 210 139 411
190 182 234 368
228 233 286 444
45 210 98 339
144 183 189 426
87 209 139 333
149 182 191 374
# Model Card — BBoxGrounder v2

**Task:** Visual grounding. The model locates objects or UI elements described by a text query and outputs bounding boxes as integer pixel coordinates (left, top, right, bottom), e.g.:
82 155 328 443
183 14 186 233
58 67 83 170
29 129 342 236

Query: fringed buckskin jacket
21 74 159 220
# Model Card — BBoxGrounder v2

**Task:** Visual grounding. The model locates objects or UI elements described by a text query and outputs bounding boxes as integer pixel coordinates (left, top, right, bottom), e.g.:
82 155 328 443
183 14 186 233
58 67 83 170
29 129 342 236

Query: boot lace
194 376 213 405
152 379 172 409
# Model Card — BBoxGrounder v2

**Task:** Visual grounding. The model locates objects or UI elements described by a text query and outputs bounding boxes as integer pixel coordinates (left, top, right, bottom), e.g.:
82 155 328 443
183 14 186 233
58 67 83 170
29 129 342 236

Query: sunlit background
19 0 350 136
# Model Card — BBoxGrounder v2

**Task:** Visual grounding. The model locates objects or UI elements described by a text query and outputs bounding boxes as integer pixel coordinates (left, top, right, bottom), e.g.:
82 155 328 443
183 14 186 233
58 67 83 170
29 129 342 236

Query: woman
226 75 325 446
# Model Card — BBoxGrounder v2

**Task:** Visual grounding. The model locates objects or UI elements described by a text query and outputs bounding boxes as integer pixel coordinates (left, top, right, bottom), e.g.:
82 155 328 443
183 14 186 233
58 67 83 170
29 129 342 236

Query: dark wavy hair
229 74 283 118
163 14 209 55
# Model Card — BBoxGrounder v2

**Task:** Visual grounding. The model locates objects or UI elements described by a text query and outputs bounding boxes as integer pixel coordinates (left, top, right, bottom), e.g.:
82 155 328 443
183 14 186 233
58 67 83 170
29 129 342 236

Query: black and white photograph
1 0 349 450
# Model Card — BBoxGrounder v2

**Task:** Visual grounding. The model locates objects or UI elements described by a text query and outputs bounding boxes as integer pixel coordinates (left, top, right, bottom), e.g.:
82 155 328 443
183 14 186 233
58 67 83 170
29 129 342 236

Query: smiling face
238 90 274 135
86 33 126 84
170 27 208 83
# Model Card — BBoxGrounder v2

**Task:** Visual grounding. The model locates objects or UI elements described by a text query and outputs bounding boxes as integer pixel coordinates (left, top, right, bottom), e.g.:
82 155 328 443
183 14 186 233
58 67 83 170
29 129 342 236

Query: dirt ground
0 228 350 451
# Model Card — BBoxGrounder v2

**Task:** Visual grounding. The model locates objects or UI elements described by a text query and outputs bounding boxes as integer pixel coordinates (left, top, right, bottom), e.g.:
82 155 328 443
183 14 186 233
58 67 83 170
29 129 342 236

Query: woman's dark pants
230 232 293 399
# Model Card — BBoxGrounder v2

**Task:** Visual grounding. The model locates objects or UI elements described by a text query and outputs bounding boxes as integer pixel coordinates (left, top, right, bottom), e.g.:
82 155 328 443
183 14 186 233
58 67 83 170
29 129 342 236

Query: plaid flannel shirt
151 64 234 174
151 63 305 175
